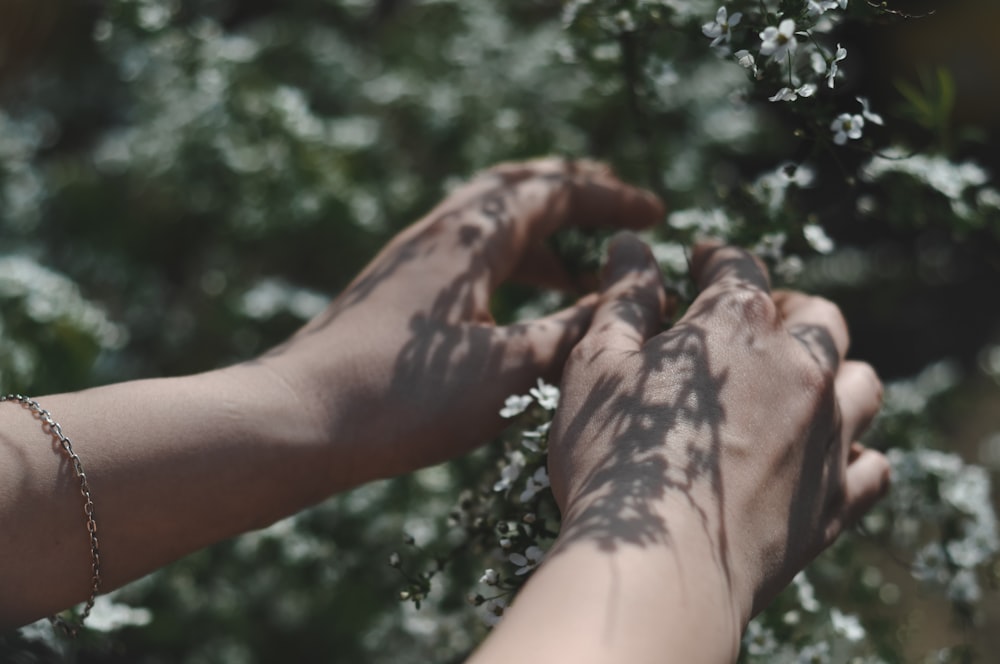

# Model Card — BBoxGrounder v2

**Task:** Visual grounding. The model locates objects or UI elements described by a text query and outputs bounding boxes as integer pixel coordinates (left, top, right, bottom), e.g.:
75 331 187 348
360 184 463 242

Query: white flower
84 595 153 632
493 451 526 492
803 223 834 254
830 113 864 145
793 571 821 612
810 51 827 75
519 466 551 502
830 608 865 642
499 393 532 418
388 552 400 567
948 568 983 603
482 598 507 626
796 641 831 663
769 83 817 102
509 545 544 575
529 378 559 410
807 0 840 16
520 422 550 453
734 49 758 77
826 44 847 88
744 619 778 656
702 7 743 48
479 568 499 586
759 19 797 61
856 96 884 125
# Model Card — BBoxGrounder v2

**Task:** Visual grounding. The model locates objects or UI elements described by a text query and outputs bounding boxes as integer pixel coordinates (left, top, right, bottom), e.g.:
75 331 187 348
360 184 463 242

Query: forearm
0 361 332 628
470 493 747 664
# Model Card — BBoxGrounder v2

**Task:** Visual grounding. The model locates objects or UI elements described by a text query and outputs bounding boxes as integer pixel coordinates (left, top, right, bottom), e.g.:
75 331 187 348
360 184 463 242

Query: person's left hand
263 158 664 490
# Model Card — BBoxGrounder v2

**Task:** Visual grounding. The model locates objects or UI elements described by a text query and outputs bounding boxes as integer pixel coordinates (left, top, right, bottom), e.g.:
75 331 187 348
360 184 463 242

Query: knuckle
718 286 778 329
569 336 603 366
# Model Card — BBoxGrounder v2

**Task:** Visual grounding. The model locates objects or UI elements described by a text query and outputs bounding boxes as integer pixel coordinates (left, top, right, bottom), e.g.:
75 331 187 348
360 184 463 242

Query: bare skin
1 160 889 664
0 159 663 628
469 235 889 664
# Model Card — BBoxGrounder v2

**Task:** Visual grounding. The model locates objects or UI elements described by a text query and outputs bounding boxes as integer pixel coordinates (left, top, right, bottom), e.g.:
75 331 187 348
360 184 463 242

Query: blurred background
1 0 997 661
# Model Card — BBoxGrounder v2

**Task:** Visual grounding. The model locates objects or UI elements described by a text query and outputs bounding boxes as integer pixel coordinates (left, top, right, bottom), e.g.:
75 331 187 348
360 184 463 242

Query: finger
585 232 668 352
681 243 774 329
366 159 663 322
835 361 883 444
436 159 663 281
689 242 771 294
837 444 890 533
774 291 850 369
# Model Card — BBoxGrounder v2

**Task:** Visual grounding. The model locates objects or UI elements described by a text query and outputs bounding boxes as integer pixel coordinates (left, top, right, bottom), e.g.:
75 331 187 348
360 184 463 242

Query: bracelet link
1 393 102 638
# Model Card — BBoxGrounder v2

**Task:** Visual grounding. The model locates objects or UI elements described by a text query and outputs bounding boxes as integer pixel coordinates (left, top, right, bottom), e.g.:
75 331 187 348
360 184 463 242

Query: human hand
263 159 663 489
546 234 890 626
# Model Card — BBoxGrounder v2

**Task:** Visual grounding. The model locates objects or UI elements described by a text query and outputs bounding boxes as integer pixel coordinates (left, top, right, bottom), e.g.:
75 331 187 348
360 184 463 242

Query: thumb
493 293 600 387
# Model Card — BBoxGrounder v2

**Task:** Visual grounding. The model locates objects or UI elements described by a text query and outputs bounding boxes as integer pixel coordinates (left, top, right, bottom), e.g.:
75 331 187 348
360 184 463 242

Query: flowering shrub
2 0 999 661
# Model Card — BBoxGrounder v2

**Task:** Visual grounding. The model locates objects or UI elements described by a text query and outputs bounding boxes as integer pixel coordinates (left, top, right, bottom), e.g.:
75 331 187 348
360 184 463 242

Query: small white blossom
493 451 526 492
734 49 758 77
529 379 559 410
948 568 982 603
807 0 840 16
85 595 154 632
862 149 989 202
509 545 545 575
388 552 401 567
796 641 831 663
769 83 817 102
744 618 778 656
499 393 532 418
811 51 827 75
826 44 847 88
668 207 733 235
830 113 864 145
519 466 551 502
829 608 865 642
803 223 834 254
479 568 499 586
793 571 821 612
702 7 742 48
856 96 884 125
614 9 636 32
482 597 507 626
759 19 797 61
520 422 550 453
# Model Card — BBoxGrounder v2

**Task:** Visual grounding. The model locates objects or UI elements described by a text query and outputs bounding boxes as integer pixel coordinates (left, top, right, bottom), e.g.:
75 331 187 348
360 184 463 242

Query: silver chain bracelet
1 394 102 638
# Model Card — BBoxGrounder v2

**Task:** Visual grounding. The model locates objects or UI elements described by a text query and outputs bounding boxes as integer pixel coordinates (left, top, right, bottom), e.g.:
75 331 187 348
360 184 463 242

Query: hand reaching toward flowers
471 235 890 663
0 159 662 629
260 158 664 488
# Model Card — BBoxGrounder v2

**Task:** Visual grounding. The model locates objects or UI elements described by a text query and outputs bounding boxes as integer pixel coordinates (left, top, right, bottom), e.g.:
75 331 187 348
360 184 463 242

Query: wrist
248 334 377 492
558 480 751 653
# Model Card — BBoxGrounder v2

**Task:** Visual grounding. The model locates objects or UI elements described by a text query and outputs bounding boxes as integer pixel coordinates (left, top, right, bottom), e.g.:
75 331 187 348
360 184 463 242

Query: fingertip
843 445 891 522
505 293 601 380
603 231 659 285
690 243 771 293
587 233 667 350
836 362 883 442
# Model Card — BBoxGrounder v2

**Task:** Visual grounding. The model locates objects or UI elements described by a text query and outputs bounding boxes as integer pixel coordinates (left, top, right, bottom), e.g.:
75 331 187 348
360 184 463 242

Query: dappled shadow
549 311 736 589
256 161 841 614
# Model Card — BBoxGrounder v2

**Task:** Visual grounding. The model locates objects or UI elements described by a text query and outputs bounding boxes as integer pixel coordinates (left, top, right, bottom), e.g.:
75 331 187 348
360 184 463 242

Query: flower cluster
701 2 886 148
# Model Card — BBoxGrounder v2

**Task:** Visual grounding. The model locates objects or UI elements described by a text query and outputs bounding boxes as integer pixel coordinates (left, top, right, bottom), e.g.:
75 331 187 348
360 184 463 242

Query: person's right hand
546 234 890 626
